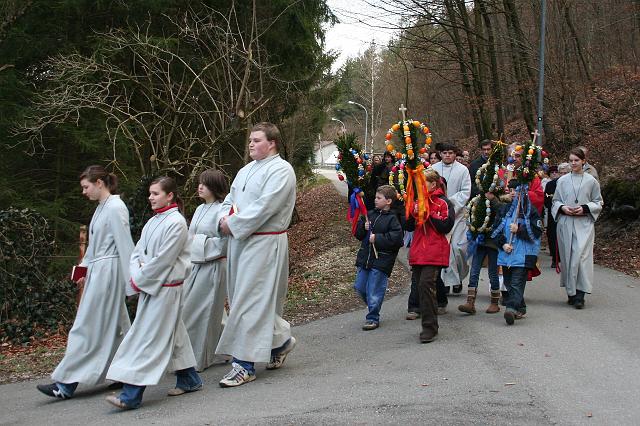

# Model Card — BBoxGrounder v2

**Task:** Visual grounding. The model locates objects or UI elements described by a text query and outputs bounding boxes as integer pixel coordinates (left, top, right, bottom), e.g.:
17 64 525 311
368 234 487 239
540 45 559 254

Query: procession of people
36 120 603 410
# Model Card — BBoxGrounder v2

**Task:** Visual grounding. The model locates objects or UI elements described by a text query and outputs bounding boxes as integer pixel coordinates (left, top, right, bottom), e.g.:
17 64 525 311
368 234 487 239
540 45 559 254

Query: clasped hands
219 215 233 236
561 205 584 216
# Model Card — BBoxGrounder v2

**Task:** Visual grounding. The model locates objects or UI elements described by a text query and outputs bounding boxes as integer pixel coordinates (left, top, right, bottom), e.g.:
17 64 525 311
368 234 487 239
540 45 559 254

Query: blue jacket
492 195 542 269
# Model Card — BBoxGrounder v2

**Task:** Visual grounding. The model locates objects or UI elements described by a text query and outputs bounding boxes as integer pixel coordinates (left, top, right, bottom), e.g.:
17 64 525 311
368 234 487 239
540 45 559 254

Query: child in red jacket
407 170 455 343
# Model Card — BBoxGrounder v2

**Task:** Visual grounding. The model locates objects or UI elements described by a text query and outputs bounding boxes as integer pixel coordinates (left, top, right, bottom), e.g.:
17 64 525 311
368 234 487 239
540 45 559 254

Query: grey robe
52 195 133 385
106 207 196 386
432 161 472 286
552 172 603 295
182 202 228 371
214 154 296 363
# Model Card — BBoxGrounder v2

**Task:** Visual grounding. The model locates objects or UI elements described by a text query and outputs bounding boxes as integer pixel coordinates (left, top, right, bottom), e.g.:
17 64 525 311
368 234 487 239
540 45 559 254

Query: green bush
0 208 76 344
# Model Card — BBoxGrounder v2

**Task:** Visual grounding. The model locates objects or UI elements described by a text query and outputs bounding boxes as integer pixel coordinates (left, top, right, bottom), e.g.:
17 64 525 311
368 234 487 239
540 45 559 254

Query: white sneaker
266 337 297 370
219 363 256 388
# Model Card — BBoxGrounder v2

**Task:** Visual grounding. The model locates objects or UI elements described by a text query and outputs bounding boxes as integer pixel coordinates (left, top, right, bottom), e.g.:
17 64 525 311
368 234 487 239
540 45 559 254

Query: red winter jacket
407 188 455 267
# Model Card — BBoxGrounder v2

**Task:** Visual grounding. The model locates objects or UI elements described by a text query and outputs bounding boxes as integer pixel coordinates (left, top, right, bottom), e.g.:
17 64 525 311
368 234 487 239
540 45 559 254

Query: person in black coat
353 185 404 331
469 139 493 199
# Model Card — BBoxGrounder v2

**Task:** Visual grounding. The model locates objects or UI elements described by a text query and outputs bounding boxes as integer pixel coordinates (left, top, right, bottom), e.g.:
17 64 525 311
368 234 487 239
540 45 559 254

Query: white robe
432 160 472 286
552 172 603 296
182 202 229 371
52 195 133 385
106 207 196 386
214 154 296 363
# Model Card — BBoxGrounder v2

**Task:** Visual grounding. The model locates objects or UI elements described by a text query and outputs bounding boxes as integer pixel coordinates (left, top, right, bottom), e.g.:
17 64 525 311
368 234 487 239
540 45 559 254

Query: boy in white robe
216 122 297 387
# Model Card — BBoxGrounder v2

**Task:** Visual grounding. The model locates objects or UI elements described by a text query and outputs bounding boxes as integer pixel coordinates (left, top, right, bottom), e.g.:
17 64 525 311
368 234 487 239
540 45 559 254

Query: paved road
2 173 639 425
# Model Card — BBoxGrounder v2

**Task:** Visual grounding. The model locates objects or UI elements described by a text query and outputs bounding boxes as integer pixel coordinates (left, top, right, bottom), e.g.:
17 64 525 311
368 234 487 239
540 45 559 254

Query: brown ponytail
151 176 184 213
79 165 118 193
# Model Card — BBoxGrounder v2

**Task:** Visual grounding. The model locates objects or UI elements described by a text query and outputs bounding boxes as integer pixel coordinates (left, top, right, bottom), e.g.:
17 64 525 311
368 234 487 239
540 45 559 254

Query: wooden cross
399 104 407 121
531 129 540 144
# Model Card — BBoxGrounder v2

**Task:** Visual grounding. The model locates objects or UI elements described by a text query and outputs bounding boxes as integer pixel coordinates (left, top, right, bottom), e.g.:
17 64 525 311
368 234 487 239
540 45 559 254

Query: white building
314 140 339 166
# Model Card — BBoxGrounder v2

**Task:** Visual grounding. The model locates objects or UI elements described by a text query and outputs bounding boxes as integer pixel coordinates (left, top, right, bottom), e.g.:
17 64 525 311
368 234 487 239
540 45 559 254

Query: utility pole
536 0 547 147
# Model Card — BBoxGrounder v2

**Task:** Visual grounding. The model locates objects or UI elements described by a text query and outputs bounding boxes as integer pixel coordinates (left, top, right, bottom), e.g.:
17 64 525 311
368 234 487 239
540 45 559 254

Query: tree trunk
477 0 505 136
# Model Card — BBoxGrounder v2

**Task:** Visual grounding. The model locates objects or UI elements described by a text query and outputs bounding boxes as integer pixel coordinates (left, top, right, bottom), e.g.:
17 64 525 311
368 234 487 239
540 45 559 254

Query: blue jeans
503 267 528 313
175 367 202 391
468 245 500 291
353 267 389 323
55 382 78 398
119 384 145 409
233 338 293 375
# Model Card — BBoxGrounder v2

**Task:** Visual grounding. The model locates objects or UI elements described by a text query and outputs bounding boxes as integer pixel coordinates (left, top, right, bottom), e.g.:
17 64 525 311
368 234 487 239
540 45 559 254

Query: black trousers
409 268 448 310
413 265 441 336
547 218 558 264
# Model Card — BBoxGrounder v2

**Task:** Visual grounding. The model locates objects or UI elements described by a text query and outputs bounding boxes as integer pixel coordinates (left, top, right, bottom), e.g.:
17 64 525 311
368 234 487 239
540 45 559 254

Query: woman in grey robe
552 148 603 309
37 166 133 400
105 176 201 410
182 169 229 371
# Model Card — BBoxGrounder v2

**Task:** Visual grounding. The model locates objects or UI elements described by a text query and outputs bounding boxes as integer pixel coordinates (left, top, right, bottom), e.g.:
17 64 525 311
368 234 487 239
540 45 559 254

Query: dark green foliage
601 180 640 216
335 133 370 190
0 208 76 343
467 142 506 238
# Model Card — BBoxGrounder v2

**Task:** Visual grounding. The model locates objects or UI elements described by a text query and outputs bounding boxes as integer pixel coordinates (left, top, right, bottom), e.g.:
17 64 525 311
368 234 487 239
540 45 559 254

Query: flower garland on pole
334 133 372 234
465 139 507 258
383 104 433 225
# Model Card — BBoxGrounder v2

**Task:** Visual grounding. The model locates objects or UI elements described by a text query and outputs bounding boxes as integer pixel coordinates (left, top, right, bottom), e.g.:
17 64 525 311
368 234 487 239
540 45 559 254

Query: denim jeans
468 245 500 291
55 382 78 398
119 384 146 409
503 267 528 313
233 338 293 375
176 367 202 391
353 267 389 323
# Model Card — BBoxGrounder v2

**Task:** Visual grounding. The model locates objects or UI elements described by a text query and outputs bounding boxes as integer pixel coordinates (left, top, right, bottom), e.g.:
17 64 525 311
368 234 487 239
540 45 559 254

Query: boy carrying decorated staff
491 179 543 325
353 185 404 331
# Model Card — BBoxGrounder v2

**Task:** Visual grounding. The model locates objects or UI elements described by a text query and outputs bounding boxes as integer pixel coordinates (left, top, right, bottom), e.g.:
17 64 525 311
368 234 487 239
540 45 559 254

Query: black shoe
574 299 585 309
551 262 557 269
452 284 463 294
107 382 124 390
567 295 576 305
504 311 515 325
37 383 70 399
420 331 438 343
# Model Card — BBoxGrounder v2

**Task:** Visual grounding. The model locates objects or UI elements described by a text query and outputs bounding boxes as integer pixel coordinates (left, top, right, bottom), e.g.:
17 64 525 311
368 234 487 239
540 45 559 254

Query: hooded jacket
406 188 455 267
354 208 404 276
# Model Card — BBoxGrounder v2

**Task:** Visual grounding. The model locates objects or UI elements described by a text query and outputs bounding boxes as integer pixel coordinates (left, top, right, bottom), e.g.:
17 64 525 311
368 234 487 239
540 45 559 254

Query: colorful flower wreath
384 119 433 225
334 133 372 234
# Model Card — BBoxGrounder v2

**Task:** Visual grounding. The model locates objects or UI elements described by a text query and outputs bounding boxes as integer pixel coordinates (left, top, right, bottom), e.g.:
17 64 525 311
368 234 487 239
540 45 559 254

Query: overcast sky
324 0 397 70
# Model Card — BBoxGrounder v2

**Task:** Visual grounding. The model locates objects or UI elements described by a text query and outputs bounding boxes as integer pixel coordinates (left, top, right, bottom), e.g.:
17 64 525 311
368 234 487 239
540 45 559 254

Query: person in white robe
182 169 229 371
552 148 603 309
432 143 472 301
215 122 297 388
105 177 201 410
37 166 133 400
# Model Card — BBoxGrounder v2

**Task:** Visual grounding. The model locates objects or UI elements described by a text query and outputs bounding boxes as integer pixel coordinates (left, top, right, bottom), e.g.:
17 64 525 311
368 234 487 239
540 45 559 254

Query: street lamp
331 117 346 133
348 100 368 154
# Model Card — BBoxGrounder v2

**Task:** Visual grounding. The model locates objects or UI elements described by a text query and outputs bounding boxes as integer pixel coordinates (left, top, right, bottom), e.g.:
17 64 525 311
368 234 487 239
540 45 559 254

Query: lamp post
348 100 368 153
331 117 346 133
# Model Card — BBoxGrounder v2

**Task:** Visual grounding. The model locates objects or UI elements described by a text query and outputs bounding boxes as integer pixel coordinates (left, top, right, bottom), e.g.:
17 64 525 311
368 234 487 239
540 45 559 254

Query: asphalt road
2 171 639 425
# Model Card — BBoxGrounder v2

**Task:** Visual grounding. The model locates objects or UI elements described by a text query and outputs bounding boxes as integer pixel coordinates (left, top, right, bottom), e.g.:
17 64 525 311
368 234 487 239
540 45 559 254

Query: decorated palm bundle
334 133 372 234
466 140 507 239
383 106 433 225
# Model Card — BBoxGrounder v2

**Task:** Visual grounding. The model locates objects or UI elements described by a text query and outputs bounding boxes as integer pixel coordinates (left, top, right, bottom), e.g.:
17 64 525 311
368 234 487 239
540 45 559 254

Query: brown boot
458 288 477 314
486 290 501 314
